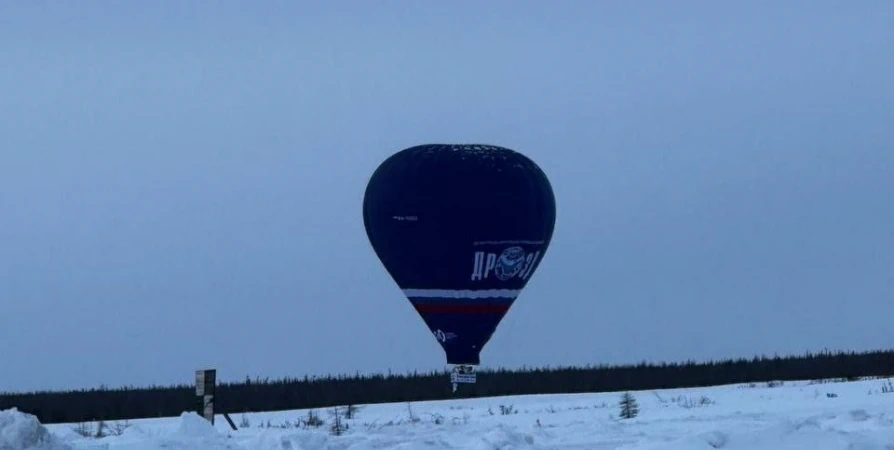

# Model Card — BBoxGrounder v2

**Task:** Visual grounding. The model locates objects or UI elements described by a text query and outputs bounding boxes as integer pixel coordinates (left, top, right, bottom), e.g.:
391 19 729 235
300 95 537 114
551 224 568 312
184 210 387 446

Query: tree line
3 348 894 424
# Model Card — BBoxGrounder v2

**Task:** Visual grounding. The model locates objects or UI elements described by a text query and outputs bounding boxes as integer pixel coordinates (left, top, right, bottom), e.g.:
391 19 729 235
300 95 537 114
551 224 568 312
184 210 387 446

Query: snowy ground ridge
3 377 894 449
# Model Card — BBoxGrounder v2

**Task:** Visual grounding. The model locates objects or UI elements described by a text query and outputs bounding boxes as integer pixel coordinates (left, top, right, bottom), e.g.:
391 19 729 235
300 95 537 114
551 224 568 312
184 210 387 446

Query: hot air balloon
363 144 556 391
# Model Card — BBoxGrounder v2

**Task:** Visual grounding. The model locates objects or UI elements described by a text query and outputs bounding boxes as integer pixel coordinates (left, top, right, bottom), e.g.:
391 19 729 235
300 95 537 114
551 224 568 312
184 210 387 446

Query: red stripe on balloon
413 304 510 314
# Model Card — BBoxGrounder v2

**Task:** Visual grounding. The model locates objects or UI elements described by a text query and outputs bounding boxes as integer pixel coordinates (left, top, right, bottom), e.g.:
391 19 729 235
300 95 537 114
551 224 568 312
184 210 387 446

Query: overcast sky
1 1 892 393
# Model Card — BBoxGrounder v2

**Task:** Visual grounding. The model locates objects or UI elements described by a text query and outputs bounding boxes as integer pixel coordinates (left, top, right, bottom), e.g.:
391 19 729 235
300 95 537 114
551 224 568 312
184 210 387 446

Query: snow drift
0 408 72 450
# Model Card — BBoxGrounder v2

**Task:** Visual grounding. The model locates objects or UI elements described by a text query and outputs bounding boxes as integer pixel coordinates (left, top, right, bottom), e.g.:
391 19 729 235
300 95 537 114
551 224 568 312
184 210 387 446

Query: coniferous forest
3 348 894 425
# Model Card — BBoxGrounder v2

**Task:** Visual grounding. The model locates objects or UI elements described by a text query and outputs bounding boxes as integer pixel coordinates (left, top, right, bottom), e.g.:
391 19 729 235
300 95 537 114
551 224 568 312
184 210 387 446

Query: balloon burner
450 365 477 393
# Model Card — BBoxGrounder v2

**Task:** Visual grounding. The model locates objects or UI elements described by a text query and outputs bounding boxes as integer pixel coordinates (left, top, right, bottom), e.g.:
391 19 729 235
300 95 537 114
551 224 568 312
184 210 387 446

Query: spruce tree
618 392 639 419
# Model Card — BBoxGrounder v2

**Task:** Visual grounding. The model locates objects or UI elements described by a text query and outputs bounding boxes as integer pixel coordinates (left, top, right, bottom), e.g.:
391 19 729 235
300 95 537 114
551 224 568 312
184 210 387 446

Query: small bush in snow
302 409 324 428
449 414 469 426
264 419 294 429
108 420 130 436
93 420 107 438
329 407 348 436
70 420 114 439
344 404 362 419
72 422 92 437
672 395 715 408
499 404 517 415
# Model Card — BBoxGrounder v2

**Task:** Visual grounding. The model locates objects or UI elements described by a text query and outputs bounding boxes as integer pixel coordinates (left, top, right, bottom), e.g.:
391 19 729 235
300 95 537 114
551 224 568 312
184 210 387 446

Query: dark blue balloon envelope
363 144 556 383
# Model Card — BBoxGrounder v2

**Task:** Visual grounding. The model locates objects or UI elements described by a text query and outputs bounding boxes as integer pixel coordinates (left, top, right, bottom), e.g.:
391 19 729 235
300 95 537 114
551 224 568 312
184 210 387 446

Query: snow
0 408 72 450
2 377 892 449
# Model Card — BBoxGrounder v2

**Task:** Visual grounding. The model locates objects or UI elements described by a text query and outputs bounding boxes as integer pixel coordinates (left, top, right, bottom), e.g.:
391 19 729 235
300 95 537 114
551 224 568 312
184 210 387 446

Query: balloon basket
450 365 477 393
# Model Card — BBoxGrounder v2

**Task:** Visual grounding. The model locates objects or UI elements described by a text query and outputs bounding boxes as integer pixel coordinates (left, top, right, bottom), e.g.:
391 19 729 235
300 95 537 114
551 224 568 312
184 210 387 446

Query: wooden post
195 369 216 424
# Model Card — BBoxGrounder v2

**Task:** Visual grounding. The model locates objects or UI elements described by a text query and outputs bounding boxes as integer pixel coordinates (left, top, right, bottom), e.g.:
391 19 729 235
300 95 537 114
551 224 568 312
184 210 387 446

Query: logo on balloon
433 329 457 343
495 246 527 280
470 246 541 282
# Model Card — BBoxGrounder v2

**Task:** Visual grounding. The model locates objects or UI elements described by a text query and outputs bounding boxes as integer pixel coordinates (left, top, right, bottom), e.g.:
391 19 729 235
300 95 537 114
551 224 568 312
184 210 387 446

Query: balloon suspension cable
450 364 477 393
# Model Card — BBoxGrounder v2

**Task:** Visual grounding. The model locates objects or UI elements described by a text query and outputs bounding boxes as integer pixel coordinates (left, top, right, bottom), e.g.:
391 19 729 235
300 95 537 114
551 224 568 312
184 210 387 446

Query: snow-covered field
4 377 894 449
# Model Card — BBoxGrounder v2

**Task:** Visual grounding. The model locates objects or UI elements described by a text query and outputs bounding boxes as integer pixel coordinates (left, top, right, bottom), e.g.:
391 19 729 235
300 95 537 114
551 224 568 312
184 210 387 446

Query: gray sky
1 1 892 393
